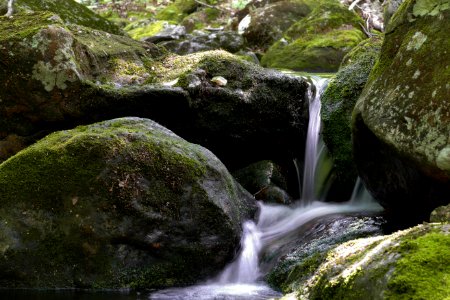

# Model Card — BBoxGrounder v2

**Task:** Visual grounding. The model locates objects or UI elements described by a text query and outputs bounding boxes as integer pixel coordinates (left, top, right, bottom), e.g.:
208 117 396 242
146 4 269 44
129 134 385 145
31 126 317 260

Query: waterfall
300 77 329 205
149 77 383 299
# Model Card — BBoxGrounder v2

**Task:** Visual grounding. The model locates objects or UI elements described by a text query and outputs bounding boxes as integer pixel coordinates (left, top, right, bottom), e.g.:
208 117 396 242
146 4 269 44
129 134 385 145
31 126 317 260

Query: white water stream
149 77 383 300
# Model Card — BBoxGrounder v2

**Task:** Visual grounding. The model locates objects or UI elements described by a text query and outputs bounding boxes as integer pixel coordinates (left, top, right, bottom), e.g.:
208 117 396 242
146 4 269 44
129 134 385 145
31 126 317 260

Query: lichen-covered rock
1 0 121 34
321 36 383 200
261 1 366 71
233 160 292 204
0 11 159 160
266 213 385 292
278 223 450 300
430 203 450 223
0 117 256 289
352 0 450 226
241 0 312 51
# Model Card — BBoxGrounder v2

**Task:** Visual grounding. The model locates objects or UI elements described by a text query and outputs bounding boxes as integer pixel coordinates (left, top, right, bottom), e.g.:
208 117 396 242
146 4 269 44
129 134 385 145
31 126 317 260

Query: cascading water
300 77 329 205
149 77 383 300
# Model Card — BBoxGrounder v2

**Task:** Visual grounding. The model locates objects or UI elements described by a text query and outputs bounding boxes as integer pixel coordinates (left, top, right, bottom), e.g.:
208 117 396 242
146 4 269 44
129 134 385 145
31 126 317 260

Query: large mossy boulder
321 36 383 200
261 1 366 72
0 12 309 179
0 117 256 289
278 223 450 300
0 0 121 34
352 0 450 226
240 0 312 51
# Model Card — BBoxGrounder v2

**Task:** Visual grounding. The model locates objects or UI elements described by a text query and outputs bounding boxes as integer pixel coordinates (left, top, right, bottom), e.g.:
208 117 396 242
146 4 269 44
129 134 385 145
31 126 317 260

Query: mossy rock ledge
261 1 366 72
321 35 383 200
0 0 121 34
277 223 450 300
0 117 257 289
352 0 450 226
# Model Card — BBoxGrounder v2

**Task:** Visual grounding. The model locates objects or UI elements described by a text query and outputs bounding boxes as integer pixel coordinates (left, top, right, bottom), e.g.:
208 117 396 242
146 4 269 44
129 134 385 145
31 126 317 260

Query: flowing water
149 77 383 299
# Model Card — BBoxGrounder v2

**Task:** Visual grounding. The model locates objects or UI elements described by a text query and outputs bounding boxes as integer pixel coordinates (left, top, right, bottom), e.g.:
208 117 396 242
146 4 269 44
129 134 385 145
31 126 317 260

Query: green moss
413 0 450 16
386 232 450 299
261 2 365 71
155 0 198 23
321 36 383 192
0 11 60 41
262 29 364 72
15 0 122 34
126 20 167 41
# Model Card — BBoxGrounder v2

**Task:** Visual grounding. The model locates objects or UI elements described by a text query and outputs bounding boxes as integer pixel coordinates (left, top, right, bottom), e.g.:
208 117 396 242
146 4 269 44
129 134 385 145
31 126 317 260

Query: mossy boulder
240 0 312 51
352 0 450 226
266 214 385 294
155 50 309 179
261 1 366 72
0 117 256 289
233 160 292 204
321 36 383 200
1 0 121 34
0 11 160 160
155 0 199 23
278 223 450 300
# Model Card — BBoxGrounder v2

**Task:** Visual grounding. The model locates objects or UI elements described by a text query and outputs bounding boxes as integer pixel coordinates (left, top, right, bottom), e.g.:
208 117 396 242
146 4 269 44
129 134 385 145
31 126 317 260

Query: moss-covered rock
321 36 383 200
1 0 121 34
241 0 312 51
0 11 159 159
155 0 199 23
261 1 366 72
233 160 292 204
151 50 309 179
0 117 256 289
352 0 450 226
430 203 450 223
279 223 450 300
266 213 385 293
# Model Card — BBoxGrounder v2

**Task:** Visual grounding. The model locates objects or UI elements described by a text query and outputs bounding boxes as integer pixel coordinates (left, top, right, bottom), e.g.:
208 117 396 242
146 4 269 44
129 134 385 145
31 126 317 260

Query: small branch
348 0 362 11
359 22 373 38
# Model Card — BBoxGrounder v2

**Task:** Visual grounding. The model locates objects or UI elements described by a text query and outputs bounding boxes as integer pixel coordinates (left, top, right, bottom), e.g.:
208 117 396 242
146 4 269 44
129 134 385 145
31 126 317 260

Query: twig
359 22 373 38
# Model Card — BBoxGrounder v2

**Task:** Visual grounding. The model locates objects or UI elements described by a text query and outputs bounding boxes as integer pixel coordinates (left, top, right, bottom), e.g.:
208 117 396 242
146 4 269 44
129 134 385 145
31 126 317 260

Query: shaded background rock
0 117 256 289
352 0 450 228
240 0 312 52
261 0 366 72
233 160 292 204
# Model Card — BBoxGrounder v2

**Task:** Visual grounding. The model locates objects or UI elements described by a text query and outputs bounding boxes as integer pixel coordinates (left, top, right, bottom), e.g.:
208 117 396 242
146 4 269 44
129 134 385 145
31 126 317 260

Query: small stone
211 76 227 86
436 146 450 171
